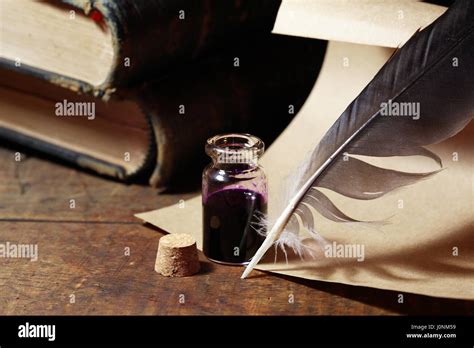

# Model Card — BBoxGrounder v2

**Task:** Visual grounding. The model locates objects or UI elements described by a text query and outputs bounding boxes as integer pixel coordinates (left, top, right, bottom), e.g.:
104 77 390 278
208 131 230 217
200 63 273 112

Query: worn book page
272 0 446 47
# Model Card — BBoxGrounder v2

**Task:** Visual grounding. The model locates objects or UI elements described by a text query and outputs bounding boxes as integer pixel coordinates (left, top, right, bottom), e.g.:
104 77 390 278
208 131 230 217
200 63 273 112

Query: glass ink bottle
202 133 267 265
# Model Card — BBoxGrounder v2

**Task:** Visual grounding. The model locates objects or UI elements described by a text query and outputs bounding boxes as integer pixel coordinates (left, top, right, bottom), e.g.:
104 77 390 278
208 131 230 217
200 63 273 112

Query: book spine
63 0 282 94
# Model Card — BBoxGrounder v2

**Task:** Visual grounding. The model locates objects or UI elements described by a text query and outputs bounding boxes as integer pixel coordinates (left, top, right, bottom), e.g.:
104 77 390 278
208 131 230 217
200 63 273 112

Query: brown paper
272 0 446 48
136 41 473 300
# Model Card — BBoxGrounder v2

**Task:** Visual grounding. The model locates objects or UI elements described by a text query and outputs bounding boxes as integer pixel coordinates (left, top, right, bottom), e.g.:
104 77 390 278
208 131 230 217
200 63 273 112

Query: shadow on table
270 271 474 315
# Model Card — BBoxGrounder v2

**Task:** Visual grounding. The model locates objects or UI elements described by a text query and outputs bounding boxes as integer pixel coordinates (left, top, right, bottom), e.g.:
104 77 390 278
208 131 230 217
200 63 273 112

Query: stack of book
0 0 326 188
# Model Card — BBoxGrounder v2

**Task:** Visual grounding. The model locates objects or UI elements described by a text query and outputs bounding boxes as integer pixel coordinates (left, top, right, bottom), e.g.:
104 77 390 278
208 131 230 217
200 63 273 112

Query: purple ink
202 134 267 265
203 188 266 264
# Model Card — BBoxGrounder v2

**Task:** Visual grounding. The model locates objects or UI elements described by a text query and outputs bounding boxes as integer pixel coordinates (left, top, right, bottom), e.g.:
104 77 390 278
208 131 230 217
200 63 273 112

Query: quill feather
242 0 474 279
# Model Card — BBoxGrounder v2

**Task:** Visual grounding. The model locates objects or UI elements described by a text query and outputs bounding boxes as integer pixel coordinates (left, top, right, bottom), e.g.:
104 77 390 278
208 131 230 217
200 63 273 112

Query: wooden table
0 146 473 315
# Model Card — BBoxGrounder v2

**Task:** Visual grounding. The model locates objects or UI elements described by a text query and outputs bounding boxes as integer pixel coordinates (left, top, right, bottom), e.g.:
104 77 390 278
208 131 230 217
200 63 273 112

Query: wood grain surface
0 147 473 315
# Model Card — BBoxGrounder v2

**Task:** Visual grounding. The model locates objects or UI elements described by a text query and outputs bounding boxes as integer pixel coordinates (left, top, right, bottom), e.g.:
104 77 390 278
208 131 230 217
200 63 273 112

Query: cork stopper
155 233 200 277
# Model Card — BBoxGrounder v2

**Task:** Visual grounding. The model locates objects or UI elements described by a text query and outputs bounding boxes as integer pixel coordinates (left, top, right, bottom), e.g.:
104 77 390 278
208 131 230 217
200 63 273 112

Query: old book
0 0 280 96
0 0 327 188
0 33 326 188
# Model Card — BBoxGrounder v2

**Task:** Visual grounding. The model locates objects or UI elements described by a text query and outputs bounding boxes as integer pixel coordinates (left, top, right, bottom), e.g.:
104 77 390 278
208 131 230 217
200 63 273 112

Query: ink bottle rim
205 133 264 168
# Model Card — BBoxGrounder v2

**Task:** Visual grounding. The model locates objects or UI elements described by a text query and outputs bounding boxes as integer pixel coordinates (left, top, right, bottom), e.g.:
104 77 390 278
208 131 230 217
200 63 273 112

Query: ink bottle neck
205 133 264 170
203 133 267 203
